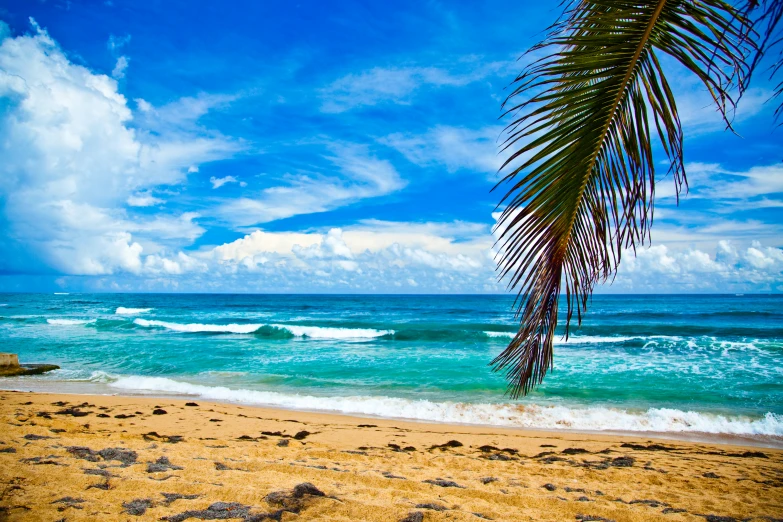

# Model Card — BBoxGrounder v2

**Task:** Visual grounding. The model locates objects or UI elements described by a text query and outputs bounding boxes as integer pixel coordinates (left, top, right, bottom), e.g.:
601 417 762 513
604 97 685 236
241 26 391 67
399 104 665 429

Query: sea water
0 293 780 440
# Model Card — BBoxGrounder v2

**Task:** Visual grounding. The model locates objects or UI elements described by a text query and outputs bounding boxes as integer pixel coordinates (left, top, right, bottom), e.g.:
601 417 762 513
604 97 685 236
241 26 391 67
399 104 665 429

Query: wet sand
0 391 781 521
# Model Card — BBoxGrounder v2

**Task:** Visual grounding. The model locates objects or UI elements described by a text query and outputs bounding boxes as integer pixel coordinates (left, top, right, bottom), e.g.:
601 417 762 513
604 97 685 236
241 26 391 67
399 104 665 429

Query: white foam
132 318 392 339
133 319 263 334
271 324 392 339
484 331 515 338
53 292 69 295
104 374 783 436
483 332 665 344
47 318 96 326
0 304 7 307
115 307 153 315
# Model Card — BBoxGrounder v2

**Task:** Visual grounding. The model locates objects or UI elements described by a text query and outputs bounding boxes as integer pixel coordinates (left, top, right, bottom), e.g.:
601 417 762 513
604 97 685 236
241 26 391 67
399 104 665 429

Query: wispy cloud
214 144 406 227
320 59 515 113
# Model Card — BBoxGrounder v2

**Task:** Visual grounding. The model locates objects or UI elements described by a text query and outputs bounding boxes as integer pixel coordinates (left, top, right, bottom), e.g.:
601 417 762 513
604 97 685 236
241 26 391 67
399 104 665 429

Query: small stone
152 409 167 415
543 483 557 491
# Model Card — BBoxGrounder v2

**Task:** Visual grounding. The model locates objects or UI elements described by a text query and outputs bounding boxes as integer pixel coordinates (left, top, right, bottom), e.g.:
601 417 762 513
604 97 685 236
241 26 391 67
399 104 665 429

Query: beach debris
575 516 615 522
480 477 498 484
620 442 672 451
84 468 114 478
382 471 406 480
114 414 135 419
214 462 234 470
610 456 634 467
52 496 84 510
629 499 669 508
562 448 589 455
343 450 367 455
161 493 201 506
185 402 199 407
485 453 516 461
143 432 185 443
473 513 493 520
703 472 720 479
357 424 377 428
21 456 64 465
209 418 222 422
264 482 326 512
123 498 154 516
292 430 311 440
87 479 111 490
423 479 464 488
55 407 90 417
0 447 17 453
699 516 738 522
66 446 138 466
415 502 447 511
153 408 168 415
399 512 424 522
540 444 556 447
97 413 110 418
576 496 591 502
147 456 183 473
162 502 252 522
22 434 52 440
429 440 463 450
277 439 289 447
543 483 557 491
661 508 687 514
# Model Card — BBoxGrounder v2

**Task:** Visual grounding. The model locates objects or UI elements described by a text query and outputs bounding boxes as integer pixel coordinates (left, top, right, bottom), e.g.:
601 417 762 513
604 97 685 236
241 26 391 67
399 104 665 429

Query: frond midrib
555 0 669 259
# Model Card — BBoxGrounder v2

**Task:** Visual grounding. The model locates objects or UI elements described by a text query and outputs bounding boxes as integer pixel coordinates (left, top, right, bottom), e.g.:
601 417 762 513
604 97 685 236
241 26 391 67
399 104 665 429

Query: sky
0 0 780 294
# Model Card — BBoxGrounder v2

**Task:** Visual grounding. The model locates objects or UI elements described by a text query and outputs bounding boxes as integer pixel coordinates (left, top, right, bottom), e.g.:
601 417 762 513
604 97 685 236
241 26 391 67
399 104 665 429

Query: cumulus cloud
215 144 406 227
609 241 783 293
0 19 237 276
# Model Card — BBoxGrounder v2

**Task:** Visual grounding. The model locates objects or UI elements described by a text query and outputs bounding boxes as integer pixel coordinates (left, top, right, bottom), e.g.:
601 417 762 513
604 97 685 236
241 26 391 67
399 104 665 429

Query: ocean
0 293 781 442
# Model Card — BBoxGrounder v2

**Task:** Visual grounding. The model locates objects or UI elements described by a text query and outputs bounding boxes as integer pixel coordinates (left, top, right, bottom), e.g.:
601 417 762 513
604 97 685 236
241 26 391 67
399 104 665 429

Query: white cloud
382 125 504 176
607 242 783 292
0 19 238 276
112 55 128 79
126 192 163 207
210 175 239 189
215 144 406 227
320 59 515 113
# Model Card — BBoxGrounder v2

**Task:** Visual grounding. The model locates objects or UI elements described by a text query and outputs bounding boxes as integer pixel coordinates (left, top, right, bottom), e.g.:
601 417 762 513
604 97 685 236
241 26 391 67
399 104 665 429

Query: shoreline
1 381 781 449
1 390 781 521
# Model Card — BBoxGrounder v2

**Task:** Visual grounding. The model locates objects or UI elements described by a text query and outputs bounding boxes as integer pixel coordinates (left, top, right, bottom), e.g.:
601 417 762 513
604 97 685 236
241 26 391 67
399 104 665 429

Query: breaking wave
132 319 392 339
116 307 153 315
100 373 783 436
46 318 96 326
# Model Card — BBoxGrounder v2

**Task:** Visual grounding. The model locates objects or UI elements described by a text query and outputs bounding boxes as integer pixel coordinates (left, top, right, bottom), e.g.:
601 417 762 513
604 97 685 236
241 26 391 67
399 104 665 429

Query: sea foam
134 319 263 334
47 318 96 326
116 307 153 315
132 318 392 339
102 374 783 436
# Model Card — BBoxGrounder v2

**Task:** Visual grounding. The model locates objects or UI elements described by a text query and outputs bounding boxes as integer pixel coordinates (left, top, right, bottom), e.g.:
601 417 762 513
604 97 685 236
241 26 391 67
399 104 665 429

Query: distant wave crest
116 307 153 315
101 374 782 436
132 319 392 339
47 318 96 326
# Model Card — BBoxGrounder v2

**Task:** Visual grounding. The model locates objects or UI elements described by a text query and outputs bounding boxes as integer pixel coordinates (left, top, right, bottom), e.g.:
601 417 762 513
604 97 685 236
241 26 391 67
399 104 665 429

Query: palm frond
493 0 755 397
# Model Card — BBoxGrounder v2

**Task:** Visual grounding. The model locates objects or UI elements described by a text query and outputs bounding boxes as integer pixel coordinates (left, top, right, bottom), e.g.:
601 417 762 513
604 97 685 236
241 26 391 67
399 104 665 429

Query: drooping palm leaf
492 0 755 397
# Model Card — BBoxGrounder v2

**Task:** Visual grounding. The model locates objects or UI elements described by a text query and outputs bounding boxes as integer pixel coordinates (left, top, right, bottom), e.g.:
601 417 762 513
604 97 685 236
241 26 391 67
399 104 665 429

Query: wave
100 374 783 436
482 332 680 345
0 304 8 307
46 318 96 326
134 319 264 334
132 319 391 339
53 292 69 295
115 307 153 315
270 324 392 339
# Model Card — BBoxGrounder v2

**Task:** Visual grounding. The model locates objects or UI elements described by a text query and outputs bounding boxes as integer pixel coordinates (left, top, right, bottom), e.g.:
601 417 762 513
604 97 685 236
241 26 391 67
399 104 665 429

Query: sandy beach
0 391 781 521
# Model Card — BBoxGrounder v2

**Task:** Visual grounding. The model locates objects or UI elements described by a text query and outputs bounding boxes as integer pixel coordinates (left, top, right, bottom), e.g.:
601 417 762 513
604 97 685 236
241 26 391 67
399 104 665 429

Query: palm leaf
492 0 755 397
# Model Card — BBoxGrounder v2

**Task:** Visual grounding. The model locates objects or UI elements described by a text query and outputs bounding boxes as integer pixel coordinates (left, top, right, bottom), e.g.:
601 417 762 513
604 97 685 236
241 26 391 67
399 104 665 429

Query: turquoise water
0 293 781 438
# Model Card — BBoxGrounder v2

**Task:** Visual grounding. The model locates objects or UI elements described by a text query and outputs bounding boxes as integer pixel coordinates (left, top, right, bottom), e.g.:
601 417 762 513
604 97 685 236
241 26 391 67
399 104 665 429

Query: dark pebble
152 409 167 415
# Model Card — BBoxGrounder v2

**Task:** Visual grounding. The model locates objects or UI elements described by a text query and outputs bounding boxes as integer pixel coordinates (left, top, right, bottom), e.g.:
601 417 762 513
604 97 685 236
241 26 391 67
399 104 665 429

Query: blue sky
0 0 781 293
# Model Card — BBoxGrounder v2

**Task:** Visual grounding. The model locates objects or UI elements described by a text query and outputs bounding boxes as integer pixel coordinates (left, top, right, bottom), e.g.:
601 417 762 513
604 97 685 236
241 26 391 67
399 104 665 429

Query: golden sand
0 391 781 521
